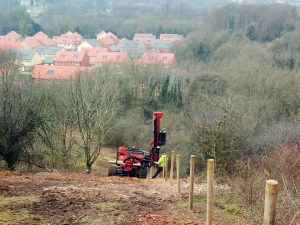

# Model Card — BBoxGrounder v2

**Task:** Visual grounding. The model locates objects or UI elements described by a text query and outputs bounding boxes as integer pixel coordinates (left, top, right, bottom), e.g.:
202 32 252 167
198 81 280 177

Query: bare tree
37 84 78 171
72 73 120 173
0 49 44 170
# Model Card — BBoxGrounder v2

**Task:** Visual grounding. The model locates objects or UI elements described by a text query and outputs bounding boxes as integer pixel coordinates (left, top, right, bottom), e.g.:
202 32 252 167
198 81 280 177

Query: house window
47 70 54 74
102 55 108 59
74 54 79 58
162 56 168 60
73 62 80 65
116 55 121 59
60 54 65 58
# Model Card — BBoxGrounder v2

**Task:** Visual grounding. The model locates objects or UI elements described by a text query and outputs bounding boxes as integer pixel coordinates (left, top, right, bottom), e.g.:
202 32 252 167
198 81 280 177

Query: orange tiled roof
0 40 23 50
34 31 49 39
32 65 93 80
31 32 56 46
38 37 56 46
23 37 43 48
54 50 87 62
6 31 21 40
0 31 21 42
81 47 109 57
94 52 128 63
54 31 83 45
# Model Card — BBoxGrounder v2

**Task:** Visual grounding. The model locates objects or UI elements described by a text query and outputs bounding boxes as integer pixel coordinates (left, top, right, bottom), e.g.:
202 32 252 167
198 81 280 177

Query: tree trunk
86 163 92 173
5 158 16 171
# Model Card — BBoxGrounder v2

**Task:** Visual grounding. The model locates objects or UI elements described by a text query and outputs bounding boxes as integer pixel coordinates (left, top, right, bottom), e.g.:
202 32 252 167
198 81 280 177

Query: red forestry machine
108 112 166 178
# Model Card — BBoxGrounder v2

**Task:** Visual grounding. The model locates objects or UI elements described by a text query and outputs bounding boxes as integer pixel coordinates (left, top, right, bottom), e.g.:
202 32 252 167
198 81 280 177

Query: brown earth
0 148 250 225
0 172 214 225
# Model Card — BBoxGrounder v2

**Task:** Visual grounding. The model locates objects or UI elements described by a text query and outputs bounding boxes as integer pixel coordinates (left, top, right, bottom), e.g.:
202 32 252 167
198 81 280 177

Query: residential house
0 31 23 50
135 53 175 67
34 46 63 58
94 52 128 66
159 34 183 42
78 39 100 51
34 31 48 39
32 31 56 46
34 46 63 65
0 41 23 50
2 31 21 42
97 31 119 43
42 56 54 65
81 47 109 65
32 65 93 84
17 50 42 72
22 37 43 49
133 33 156 49
118 38 145 58
150 39 172 53
107 45 120 52
54 50 90 67
97 31 119 49
54 31 83 50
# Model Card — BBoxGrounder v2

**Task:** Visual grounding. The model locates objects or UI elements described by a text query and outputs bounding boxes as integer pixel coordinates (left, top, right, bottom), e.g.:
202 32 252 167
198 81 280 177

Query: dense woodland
0 0 300 224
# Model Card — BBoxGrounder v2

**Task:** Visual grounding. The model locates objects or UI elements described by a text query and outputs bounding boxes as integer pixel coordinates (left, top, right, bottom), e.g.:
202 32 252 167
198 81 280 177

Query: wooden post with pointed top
207 159 214 225
176 155 181 195
170 151 175 181
263 180 279 225
189 155 196 210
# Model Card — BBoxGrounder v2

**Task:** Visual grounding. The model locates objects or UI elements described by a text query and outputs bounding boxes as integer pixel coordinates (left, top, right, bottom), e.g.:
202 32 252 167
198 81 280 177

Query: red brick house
21 32 56 49
54 51 90 67
54 31 83 50
0 41 23 50
133 33 156 49
22 37 43 49
135 53 175 66
32 32 56 46
97 31 119 47
0 31 23 50
94 52 128 66
81 47 109 65
32 65 93 85
3 31 21 42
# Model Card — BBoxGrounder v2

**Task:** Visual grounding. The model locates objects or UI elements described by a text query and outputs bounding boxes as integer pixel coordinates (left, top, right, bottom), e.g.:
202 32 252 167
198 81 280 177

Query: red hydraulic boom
108 112 166 178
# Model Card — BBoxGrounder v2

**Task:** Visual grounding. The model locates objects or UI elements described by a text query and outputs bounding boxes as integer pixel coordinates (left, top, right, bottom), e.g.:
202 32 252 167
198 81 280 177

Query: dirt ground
0 149 248 225
0 172 212 225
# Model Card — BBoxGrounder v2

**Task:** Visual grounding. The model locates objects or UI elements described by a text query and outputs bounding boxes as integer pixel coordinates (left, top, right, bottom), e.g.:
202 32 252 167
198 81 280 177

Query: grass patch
176 193 250 225
0 210 46 224
81 201 128 225
0 195 39 207
0 196 45 224
15 72 32 83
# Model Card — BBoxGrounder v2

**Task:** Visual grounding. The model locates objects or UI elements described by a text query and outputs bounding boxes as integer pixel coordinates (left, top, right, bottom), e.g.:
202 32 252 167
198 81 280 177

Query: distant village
0 31 183 83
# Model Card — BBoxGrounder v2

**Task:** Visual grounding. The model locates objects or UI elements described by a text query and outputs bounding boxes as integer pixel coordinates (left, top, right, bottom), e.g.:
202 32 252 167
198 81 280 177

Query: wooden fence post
176 155 181 195
189 155 196 210
263 180 279 225
164 154 168 181
149 167 153 179
162 162 165 179
207 159 214 225
170 151 175 181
